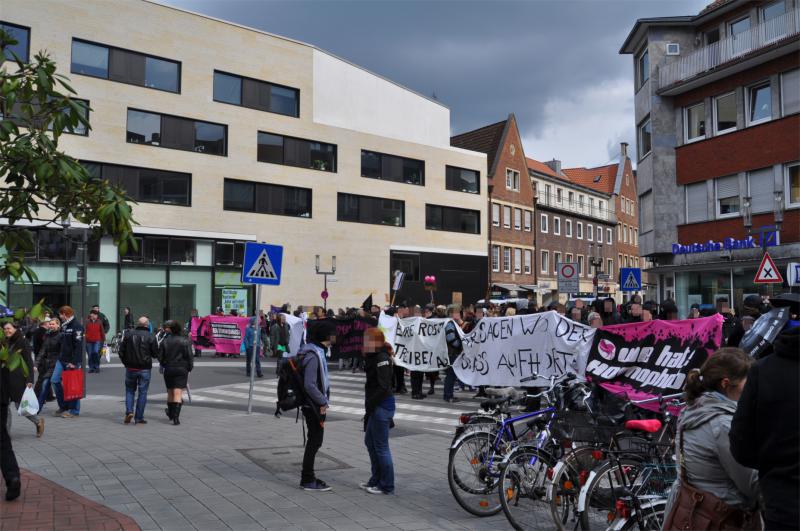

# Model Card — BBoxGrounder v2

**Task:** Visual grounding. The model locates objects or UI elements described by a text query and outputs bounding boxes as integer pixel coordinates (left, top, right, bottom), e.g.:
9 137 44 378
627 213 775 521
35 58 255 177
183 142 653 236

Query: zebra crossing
185 371 489 432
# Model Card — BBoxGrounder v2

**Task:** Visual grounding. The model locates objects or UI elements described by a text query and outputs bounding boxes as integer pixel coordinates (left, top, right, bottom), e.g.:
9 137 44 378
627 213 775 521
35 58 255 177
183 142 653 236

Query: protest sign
390 316 454 372
454 311 595 387
221 288 247 315
585 314 723 396
328 316 375 360
206 315 249 355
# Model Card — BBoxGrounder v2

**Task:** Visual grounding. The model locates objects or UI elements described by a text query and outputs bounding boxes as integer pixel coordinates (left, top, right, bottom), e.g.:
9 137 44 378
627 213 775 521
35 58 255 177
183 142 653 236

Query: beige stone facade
6 0 487 312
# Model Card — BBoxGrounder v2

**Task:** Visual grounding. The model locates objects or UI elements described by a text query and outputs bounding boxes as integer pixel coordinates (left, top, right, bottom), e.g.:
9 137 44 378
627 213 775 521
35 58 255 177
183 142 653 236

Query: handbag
662 429 761 531
62 369 84 402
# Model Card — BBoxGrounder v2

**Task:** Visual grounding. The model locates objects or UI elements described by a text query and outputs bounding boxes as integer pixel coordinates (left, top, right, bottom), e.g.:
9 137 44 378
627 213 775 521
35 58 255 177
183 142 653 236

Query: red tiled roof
562 163 618 194
525 157 561 179
699 0 736 15
450 119 507 175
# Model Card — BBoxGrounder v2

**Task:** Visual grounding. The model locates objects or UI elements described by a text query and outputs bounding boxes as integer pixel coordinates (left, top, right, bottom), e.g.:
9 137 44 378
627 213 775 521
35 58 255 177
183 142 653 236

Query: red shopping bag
62 369 84 401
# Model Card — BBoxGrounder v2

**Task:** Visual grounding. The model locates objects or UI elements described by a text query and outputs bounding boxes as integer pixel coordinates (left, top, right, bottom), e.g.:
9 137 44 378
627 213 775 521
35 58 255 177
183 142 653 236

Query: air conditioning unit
666 43 680 55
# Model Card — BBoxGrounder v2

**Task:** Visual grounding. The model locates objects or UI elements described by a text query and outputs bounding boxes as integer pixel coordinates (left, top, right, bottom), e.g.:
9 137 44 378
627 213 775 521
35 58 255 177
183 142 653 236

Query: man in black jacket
51 306 83 418
729 294 800 531
119 317 158 425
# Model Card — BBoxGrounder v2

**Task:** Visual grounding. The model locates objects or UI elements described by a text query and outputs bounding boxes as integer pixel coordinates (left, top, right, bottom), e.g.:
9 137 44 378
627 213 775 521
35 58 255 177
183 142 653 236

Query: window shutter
109 49 145 85
782 69 800 115
161 115 194 151
749 168 774 213
716 175 739 199
686 182 708 222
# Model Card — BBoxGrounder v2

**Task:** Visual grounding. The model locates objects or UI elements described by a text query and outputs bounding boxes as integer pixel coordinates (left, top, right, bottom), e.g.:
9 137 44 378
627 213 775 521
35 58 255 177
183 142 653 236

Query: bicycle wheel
447 430 504 516
614 498 667 531
548 446 604 531
579 458 643 530
499 445 556 530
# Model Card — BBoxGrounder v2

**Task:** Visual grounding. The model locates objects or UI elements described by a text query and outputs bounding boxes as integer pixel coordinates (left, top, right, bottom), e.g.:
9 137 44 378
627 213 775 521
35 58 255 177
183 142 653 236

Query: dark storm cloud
161 0 708 166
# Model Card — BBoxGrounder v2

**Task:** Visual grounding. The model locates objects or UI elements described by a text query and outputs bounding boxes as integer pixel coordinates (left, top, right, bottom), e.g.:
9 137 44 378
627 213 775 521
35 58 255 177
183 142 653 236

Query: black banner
324 317 375 361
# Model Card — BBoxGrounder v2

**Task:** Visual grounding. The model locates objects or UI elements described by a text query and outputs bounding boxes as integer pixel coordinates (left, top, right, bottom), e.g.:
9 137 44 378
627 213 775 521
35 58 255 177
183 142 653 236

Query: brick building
621 0 800 317
451 115 536 300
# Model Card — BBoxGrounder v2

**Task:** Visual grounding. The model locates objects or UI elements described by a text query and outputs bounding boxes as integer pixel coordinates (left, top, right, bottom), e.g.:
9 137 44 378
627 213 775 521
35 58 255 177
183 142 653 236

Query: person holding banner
360 327 395 495
442 305 463 403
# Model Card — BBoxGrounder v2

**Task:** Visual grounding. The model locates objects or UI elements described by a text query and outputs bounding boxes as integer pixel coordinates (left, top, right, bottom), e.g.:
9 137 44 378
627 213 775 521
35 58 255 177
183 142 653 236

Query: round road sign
321 290 329 300
561 263 576 278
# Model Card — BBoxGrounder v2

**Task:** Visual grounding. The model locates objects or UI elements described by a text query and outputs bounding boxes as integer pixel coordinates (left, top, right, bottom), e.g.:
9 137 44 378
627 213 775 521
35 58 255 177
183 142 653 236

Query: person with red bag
51 306 83 418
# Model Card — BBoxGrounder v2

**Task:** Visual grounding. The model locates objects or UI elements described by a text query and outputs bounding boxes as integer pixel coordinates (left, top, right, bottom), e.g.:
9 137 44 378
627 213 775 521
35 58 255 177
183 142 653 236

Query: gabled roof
525 157 560 179
562 163 619 194
450 119 508 176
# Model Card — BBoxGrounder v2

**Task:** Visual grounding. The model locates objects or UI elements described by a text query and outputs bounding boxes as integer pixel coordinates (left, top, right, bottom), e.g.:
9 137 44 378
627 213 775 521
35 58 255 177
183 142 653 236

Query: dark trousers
301 408 325 485
393 366 406 392
0 402 20 486
410 371 424 395
443 367 457 400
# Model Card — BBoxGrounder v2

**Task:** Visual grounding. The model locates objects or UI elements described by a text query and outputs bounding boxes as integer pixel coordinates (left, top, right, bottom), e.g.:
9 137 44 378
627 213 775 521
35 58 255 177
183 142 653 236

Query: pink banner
191 315 249 354
587 314 724 408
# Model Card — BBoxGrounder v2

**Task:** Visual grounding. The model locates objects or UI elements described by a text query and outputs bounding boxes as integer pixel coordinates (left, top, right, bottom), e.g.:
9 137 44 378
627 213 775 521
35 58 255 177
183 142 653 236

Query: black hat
743 295 762 309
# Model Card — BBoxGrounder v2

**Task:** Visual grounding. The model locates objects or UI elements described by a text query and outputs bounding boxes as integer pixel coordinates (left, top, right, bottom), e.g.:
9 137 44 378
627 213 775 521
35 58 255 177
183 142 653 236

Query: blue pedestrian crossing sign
620 268 642 292
242 242 283 285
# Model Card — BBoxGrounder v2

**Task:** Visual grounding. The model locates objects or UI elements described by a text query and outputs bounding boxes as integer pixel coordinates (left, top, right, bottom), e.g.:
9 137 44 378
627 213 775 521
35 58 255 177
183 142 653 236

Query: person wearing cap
730 293 800 531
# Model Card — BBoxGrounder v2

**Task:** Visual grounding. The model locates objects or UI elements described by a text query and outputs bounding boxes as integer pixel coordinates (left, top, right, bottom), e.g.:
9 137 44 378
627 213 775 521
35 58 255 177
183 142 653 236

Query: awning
518 284 538 291
491 283 519 292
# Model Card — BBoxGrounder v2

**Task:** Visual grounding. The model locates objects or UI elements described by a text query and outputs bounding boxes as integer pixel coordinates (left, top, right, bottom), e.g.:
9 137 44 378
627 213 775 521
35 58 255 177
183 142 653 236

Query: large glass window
126 109 227 156
425 204 480 234
120 266 167 324
223 178 312 218
445 165 479 194
213 71 299 117
1 21 30 63
71 39 180 93
361 150 424 185
85 161 191 206
638 116 652 159
714 92 737 134
781 69 800 116
716 175 740 217
685 102 706 142
337 193 404 227
747 82 772 124
258 132 336 172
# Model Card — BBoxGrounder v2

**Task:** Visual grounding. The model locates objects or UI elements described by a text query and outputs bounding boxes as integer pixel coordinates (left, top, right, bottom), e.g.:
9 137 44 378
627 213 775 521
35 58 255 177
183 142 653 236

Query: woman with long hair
158 320 193 425
2 321 41 437
664 348 760 529
360 327 395 495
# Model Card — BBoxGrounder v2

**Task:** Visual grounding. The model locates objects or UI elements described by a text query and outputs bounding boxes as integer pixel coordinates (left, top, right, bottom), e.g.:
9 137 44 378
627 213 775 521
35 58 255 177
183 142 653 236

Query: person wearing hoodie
729 294 800 531
243 316 264 378
34 318 61 420
664 347 760 529
299 321 336 492
360 327 395 495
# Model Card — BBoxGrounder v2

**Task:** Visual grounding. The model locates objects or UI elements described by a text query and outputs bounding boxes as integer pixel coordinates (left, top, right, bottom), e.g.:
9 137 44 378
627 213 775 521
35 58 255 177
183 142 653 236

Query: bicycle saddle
624 419 663 433
480 398 508 411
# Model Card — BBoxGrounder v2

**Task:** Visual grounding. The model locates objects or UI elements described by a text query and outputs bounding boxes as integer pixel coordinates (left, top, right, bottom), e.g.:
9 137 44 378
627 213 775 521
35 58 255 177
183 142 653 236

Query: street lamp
588 242 603 299
315 255 336 311
60 217 89 398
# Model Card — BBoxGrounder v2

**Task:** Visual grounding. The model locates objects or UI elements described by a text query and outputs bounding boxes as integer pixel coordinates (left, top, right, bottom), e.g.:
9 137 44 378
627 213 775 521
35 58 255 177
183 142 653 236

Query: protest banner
453 311 595 387
585 314 723 397
282 313 304 356
328 316 374 361
389 316 455 372
206 315 249 355
378 312 397 344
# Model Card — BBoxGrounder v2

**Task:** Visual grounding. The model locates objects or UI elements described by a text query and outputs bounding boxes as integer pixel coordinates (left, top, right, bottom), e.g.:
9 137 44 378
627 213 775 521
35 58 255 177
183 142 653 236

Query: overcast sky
163 0 708 168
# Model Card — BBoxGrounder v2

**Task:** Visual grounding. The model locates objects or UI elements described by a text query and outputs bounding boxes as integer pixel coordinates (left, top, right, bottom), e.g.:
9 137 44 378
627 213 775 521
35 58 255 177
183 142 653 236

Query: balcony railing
659 8 800 89
536 192 616 222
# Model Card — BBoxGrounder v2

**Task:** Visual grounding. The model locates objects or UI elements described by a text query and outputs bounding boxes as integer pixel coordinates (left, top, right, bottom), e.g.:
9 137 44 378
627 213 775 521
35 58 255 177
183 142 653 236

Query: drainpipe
486 184 493 302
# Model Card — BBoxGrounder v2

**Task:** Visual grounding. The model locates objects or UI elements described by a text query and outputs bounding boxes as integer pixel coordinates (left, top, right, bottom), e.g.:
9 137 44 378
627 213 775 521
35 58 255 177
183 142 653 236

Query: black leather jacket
364 348 393 413
119 326 158 369
158 333 194 371
37 330 61 379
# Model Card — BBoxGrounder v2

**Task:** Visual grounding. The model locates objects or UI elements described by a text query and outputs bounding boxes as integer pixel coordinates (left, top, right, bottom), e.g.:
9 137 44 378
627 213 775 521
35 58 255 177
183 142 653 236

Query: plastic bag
62 369 84 401
102 344 110 363
17 386 40 417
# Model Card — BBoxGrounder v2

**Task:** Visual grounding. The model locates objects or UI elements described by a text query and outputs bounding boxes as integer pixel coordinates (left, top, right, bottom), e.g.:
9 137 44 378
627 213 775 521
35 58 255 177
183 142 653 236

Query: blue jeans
364 403 395 493
86 341 101 371
51 361 81 415
443 367 456 400
36 377 51 414
246 347 262 376
125 369 151 421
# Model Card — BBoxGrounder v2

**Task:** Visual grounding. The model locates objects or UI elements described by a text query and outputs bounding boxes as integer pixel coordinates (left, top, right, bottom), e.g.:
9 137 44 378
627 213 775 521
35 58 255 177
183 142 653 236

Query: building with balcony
621 0 800 317
451 115 536 300
528 157 620 305
1 0 488 330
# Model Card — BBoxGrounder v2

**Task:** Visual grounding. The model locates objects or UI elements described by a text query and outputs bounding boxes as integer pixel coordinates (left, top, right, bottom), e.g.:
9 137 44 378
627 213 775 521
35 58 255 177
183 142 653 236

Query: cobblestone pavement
6 372 509 531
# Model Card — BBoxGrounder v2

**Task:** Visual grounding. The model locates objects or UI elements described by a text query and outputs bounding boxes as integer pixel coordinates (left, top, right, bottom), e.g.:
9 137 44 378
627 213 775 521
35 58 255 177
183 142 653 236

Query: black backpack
275 354 307 417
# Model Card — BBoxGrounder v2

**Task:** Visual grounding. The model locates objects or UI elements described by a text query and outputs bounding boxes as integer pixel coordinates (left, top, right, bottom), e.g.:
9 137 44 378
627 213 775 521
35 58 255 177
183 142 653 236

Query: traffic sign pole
247 283 261 414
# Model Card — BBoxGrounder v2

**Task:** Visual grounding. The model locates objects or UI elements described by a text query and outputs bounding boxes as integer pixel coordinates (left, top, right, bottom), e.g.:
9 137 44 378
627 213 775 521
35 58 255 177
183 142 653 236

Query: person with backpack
360 327 395 495
298 321 336 492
